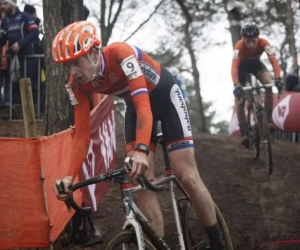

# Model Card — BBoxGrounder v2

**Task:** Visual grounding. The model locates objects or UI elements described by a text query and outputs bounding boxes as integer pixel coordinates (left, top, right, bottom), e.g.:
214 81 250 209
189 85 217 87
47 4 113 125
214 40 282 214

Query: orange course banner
0 96 116 249
229 91 300 136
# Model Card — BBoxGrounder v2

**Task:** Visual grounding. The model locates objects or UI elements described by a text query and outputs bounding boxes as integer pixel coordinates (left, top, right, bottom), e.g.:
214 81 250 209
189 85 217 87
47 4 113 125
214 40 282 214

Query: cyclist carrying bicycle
231 22 283 148
52 21 224 250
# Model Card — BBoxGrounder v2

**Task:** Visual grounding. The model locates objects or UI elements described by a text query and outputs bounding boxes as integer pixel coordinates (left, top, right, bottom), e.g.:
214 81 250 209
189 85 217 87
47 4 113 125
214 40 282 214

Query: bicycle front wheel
257 109 273 174
248 108 260 159
106 229 156 250
180 200 233 250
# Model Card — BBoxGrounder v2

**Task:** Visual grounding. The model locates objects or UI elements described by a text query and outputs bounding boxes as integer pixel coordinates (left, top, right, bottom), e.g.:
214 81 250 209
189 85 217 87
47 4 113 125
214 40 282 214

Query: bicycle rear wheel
180 200 233 250
106 229 156 250
257 109 273 174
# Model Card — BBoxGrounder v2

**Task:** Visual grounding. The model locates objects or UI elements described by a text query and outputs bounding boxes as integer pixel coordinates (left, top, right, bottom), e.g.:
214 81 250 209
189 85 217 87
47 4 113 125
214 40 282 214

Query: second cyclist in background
231 22 283 148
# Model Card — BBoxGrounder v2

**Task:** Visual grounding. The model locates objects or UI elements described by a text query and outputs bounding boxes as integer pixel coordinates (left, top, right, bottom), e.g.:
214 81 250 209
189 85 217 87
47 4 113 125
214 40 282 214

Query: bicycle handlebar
55 157 164 214
241 82 282 99
242 83 274 90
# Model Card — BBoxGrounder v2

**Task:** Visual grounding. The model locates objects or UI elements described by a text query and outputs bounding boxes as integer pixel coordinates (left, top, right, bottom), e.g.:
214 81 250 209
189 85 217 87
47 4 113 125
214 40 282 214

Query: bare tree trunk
223 0 242 47
175 0 207 133
43 0 83 135
100 0 124 46
279 37 289 81
286 0 299 77
224 0 242 47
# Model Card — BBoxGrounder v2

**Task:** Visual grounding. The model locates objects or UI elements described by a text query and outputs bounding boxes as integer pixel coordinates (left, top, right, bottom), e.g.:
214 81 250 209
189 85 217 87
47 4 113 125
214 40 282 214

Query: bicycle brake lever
124 156 132 171
124 157 147 190
137 176 147 191
55 179 72 212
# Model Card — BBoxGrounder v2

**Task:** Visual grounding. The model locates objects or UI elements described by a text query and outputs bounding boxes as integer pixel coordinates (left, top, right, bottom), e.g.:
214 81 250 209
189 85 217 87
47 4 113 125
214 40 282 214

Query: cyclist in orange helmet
231 22 283 148
52 21 224 250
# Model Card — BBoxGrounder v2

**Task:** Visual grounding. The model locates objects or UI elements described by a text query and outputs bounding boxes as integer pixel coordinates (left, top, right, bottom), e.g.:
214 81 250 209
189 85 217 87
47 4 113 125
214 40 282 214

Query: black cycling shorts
238 60 268 85
125 67 193 153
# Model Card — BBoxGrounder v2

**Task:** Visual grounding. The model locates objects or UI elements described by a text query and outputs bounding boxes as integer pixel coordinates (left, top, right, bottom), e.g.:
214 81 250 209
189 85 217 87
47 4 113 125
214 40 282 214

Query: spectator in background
24 3 45 113
0 0 39 114
286 73 300 92
24 4 42 54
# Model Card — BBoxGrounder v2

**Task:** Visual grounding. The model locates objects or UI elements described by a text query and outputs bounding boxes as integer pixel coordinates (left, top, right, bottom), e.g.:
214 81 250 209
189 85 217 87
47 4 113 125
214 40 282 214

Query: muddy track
3 119 298 250
76 121 300 250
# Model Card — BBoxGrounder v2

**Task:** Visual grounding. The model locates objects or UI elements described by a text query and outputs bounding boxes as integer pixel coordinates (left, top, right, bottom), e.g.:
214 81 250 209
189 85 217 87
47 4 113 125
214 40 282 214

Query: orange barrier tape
0 95 114 249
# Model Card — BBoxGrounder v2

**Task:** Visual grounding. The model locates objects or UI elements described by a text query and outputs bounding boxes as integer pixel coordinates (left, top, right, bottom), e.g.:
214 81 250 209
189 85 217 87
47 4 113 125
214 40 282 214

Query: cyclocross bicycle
241 74 281 174
57 133 233 250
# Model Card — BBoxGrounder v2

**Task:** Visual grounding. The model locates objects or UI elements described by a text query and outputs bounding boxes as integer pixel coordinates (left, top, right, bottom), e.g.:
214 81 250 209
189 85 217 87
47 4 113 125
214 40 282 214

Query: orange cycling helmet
52 21 101 63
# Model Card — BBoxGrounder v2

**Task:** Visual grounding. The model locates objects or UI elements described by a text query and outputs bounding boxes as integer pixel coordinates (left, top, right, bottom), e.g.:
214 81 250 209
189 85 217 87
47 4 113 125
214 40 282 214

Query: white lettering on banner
81 108 116 211
272 95 291 130
99 110 116 171
82 141 97 211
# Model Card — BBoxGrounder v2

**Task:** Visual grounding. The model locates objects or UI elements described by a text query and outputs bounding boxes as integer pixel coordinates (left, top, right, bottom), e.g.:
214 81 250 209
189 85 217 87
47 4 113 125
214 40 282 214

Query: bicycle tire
257 109 273 174
105 229 156 250
180 200 233 250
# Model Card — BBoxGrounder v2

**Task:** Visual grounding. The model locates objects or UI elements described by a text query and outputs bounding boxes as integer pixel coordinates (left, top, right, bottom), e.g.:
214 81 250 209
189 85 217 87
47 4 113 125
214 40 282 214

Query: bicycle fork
121 191 171 250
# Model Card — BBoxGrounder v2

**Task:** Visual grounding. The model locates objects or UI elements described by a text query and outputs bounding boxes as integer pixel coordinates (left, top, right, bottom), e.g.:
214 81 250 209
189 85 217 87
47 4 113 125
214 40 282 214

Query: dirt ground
2 117 300 250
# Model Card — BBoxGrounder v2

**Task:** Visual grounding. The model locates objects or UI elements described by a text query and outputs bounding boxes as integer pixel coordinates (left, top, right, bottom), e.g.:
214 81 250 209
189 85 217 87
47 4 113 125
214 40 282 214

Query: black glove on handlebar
233 84 243 99
275 78 284 93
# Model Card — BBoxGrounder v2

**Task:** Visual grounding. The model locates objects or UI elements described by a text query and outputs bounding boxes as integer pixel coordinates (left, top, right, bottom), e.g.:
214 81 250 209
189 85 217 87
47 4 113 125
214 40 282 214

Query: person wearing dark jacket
23 3 45 112
0 0 39 107
286 73 300 92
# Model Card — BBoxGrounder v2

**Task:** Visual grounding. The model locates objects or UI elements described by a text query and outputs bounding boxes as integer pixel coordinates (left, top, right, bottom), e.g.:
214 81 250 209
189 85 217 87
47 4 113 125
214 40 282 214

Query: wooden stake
19 78 37 138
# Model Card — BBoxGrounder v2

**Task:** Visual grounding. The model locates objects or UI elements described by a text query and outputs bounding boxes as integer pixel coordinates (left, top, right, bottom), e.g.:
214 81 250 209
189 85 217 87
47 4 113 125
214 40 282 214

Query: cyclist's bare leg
235 97 250 147
127 150 164 236
257 70 273 122
170 148 215 225
170 147 223 249
236 97 246 126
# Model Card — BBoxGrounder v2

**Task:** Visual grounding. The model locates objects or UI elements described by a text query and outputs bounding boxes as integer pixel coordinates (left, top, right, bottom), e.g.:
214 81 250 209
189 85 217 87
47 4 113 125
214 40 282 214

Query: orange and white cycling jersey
66 42 181 176
76 42 161 96
231 38 281 84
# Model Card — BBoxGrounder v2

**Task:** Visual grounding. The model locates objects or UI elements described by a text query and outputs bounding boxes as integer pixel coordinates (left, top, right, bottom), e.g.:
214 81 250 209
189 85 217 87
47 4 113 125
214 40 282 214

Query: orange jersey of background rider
66 42 162 176
231 37 281 84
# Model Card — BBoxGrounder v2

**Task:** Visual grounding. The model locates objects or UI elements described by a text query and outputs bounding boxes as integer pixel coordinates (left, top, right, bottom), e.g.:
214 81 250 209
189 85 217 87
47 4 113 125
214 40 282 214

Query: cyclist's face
64 50 99 84
244 37 258 50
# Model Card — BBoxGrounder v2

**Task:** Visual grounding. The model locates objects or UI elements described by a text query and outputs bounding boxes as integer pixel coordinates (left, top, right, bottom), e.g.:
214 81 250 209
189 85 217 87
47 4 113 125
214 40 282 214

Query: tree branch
100 0 106 43
123 0 165 42
108 0 115 24
106 0 124 43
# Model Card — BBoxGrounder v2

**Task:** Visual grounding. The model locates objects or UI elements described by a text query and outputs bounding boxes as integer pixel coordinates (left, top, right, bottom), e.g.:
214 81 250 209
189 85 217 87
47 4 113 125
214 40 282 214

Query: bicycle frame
119 172 189 250
244 77 262 108
64 133 192 249
118 134 190 250
243 74 274 123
